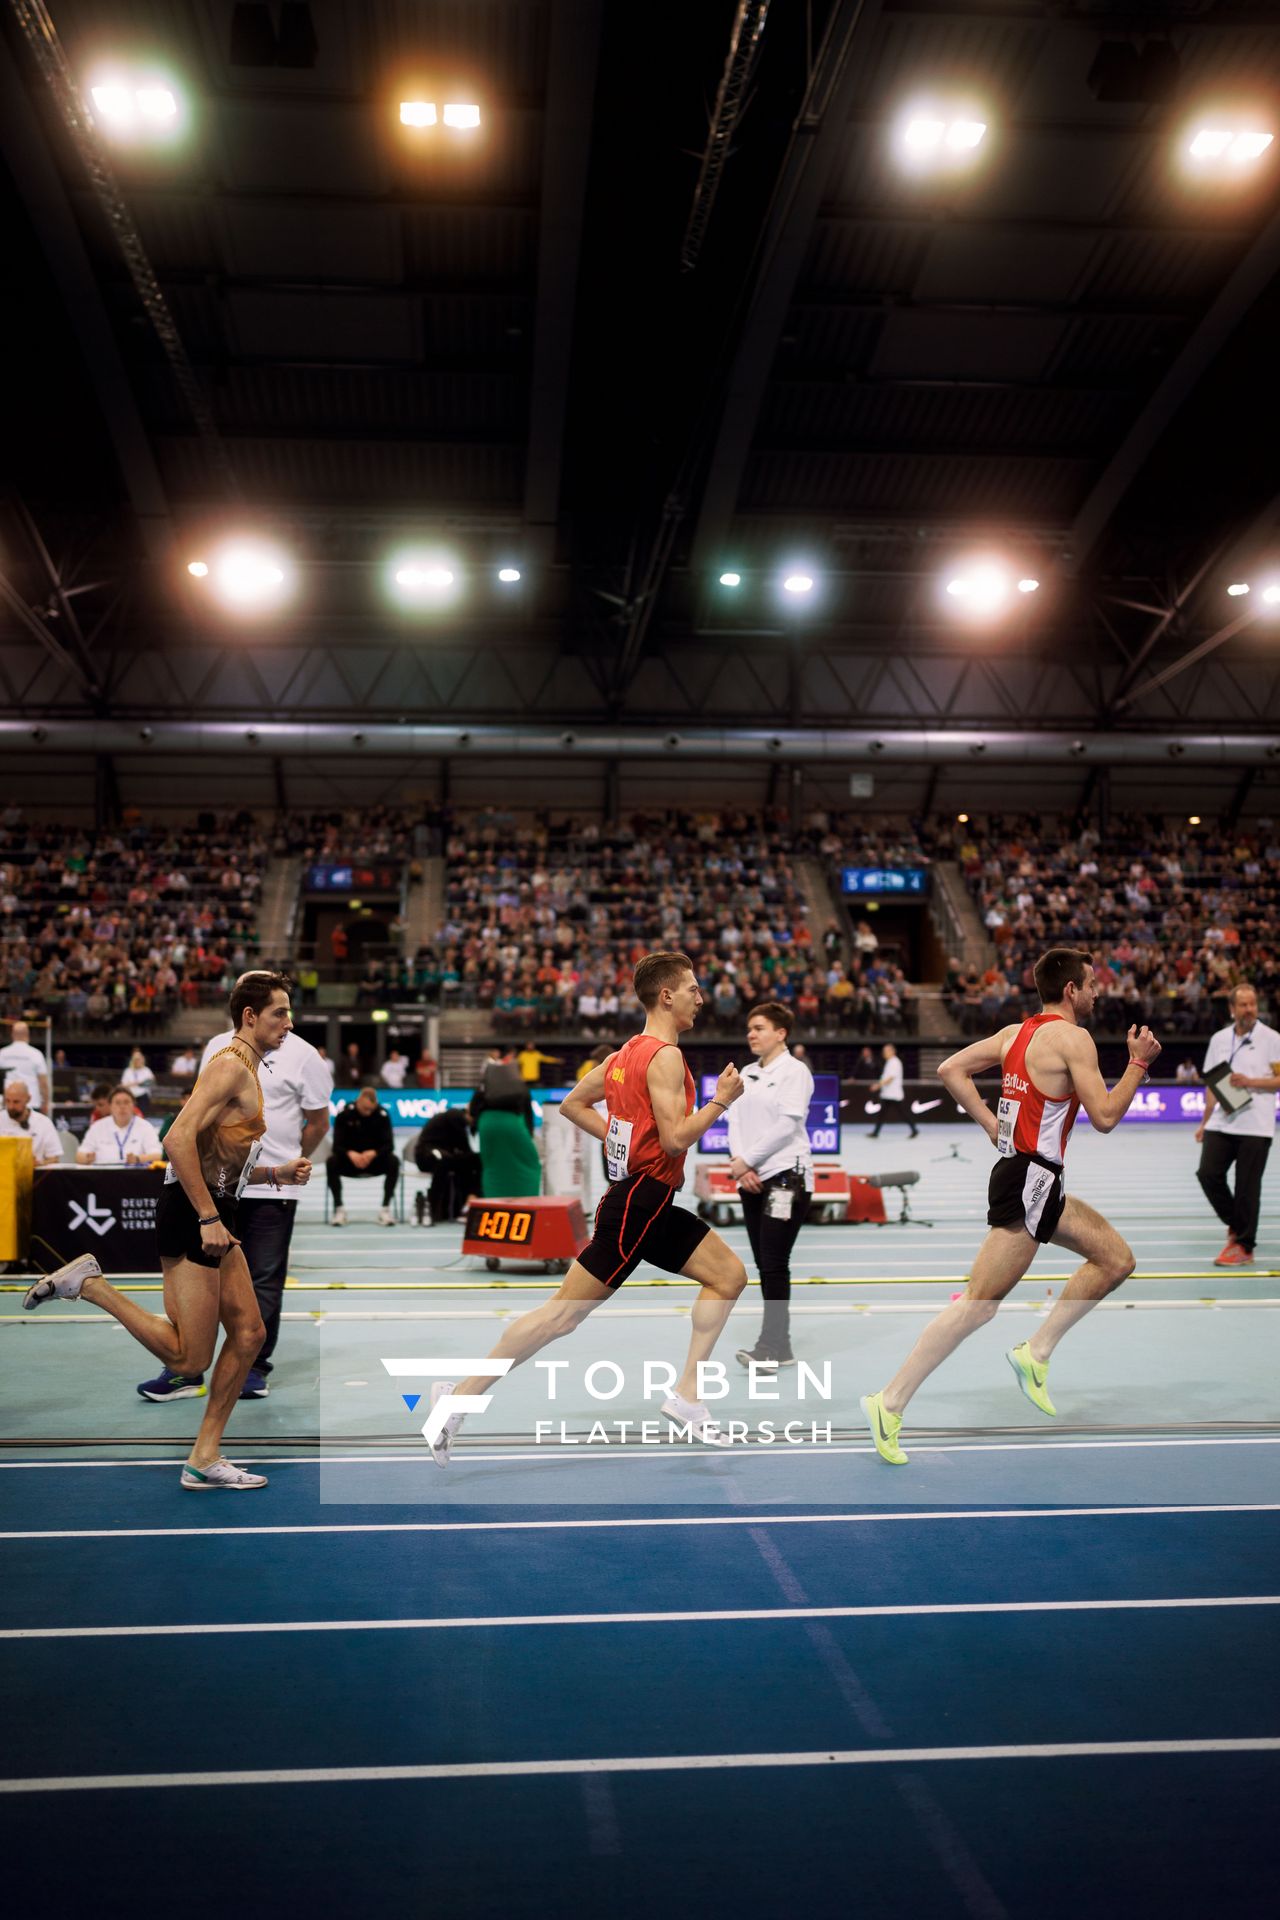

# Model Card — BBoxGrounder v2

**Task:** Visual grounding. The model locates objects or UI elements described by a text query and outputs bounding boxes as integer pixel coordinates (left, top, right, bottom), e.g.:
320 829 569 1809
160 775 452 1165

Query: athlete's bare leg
1026 1195 1134 1364
672 1229 747 1402
453 1263 613 1397
82 1254 266 1466
879 1226 1036 1417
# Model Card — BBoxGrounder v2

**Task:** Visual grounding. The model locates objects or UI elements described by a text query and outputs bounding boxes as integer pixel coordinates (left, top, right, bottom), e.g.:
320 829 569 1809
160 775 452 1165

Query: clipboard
1204 1061 1252 1114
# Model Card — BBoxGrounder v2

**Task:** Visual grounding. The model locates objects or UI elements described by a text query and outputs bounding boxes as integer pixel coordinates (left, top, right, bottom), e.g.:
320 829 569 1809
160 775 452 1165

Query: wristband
197 1213 220 1226
1128 1058 1149 1076
709 1099 728 1111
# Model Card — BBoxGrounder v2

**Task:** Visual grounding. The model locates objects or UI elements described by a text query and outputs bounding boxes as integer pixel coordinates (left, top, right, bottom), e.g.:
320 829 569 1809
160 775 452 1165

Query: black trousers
738 1170 811 1302
236 1198 299 1376
1197 1132 1271 1252
327 1149 400 1206
870 1100 917 1138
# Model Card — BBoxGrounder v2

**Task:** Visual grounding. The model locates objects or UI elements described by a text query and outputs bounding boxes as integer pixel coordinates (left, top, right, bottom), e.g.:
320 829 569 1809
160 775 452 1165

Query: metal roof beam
688 0 883 578
0 26 173 559
1070 203 1280 571
523 0 604 564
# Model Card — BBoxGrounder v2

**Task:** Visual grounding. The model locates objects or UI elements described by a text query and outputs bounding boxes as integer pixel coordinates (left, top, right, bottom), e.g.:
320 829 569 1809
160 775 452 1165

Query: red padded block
846 1176 887 1224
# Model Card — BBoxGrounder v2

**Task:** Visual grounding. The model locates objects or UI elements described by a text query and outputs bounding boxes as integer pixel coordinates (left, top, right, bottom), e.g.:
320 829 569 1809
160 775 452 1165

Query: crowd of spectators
953 813 1280 1033
414 810 926 1037
0 810 267 1029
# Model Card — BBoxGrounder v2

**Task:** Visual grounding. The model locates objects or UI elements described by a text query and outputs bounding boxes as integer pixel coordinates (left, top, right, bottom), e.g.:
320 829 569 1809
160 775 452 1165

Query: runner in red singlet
862 948 1161 1465
427 952 748 1459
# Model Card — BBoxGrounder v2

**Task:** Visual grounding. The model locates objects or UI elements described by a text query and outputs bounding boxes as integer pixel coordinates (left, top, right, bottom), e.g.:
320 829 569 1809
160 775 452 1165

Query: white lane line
1 1436 1279 1470
4 1500 1278 1543
2 1736 1276 1794
3 1594 1277 1642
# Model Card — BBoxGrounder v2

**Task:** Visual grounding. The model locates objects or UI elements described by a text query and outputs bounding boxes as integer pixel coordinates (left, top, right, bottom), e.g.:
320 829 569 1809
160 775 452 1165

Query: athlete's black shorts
987 1149 1067 1244
579 1171 710 1288
155 1184 240 1269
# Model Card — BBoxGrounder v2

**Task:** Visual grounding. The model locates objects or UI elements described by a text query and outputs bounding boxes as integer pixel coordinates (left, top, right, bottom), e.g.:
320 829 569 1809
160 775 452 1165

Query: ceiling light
1227 582 1250 596
719 571 742 588
88 71 186 143
1189 128 1232 159
1263 586 1280 606
903 117 945 152
396 565 454 589
400 100 437 127
388 551 462 607
941 557 1037 622
497 567 521 584
783 573 814 595
1188 815 1201 826
186 560 209 578
1017 577 1040 594
90 83 134 125
957 813 969 824
442 103 481 129
945 120 987 151
203 540 294 613
897 105 989 171
1230 130 1274 161
135 87 176 121
1185 121 1274 172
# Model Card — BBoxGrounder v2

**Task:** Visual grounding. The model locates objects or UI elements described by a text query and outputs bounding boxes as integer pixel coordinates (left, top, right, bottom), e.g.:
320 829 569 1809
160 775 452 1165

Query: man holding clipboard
1197 984 1280 1267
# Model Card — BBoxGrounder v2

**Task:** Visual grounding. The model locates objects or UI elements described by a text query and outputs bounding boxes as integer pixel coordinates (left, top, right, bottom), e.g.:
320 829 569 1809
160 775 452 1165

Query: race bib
235 1138 264 1199
604 1115 633 1183
765 1184 795 1221
996 1096 1020 1158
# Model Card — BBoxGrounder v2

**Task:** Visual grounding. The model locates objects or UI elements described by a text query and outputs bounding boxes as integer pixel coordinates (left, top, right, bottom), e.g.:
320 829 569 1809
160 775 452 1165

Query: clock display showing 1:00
468 1205 534 1244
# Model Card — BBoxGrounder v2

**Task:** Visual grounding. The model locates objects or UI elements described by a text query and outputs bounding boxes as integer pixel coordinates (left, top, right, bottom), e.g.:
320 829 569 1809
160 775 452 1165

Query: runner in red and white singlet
427 952 750 1460
861 948 1161 1466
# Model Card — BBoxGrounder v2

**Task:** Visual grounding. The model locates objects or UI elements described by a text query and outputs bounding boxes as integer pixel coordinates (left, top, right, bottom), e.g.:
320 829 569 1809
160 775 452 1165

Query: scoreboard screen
697 1073 840 1156
463 1203 536 1246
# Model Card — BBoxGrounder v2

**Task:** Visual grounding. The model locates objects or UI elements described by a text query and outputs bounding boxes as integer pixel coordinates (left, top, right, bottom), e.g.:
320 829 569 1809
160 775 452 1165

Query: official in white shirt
0 1020 49 1109
0 1079 62 1164
869 1042 917 1138
380 1048 408 1089
726 1001 814 1367
136 977 331 1403
1196 983 1280 1266
77 1087 163 1164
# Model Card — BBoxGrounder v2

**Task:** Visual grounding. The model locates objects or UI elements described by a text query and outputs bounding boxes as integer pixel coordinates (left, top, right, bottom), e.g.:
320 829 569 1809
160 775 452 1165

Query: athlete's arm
936 1028 1017 1146
162 1056 245 1218
561 1063 610 1141
1060 1022 1161 1133
648 1047 743 1156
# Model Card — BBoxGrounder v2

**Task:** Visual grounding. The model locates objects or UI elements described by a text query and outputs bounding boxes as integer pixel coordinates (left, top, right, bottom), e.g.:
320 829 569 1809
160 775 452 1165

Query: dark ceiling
3 0 1280 746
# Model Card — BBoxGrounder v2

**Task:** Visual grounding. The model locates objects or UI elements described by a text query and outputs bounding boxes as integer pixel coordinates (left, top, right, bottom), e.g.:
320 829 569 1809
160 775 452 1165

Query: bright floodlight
443 103 481 129
1230 131 1274 161
135 87 176 122
497 567 521 583
1263 586 1280 605
942 557 1038 621
719 571 742 588
388 551 462 607
400 101 437 126
903 118 945 152
1227 582 1251 596
945 120 987 151
898 105 989 170
783 573 814 595
396 565 454 589
1188 815 1201 826
1017 577 1040 594
1189 128 1232 159
91 84 134 124
198 541 293 614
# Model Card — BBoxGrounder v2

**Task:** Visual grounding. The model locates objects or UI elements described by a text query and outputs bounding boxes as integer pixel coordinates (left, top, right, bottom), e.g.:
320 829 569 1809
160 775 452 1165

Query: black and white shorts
155 1184 240 1270
987 1150 1066 1244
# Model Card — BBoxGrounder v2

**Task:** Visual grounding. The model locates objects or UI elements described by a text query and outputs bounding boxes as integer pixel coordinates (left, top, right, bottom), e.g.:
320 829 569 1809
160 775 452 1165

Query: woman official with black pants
728 1001 815 1368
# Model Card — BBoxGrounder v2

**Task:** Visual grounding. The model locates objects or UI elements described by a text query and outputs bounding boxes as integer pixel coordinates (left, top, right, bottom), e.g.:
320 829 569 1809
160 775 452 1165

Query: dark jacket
333 1102 395 1159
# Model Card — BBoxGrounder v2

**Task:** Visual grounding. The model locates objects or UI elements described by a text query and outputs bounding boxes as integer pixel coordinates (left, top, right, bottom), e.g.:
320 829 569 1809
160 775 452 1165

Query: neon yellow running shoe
860 1391 908 1465
1007 1341 1057 1417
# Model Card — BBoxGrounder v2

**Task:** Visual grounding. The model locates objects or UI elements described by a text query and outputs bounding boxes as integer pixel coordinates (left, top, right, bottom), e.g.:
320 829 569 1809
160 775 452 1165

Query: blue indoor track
3 1127 1278 1919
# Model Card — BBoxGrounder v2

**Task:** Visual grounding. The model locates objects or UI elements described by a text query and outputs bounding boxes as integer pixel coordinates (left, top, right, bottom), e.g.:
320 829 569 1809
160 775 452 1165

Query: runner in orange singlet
429 951 748 1457
861 948 1162 1464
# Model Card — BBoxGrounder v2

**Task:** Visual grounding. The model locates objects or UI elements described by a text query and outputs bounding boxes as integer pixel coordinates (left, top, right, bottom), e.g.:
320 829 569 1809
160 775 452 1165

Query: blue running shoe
137 1370 206 1402
239 1368 269 1400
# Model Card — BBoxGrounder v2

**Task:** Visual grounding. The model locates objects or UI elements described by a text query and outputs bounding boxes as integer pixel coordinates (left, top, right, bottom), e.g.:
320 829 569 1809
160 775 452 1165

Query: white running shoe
378 1206 395 1227
660 1392 731 1446
23 1253 101 1311
332 1206 347 1226
180 1458 268 1490
427 1379 463 1467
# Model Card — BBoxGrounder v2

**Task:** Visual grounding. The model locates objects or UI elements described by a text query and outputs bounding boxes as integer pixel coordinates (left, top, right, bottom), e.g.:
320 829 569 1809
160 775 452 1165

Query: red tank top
997 1012 1080 1165
602 1033 696 1188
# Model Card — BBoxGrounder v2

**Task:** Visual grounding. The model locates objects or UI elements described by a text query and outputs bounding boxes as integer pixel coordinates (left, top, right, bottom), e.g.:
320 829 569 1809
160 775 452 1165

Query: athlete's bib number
996 1096 1020 1158
604 1115 634 1183
235 1138 264 1199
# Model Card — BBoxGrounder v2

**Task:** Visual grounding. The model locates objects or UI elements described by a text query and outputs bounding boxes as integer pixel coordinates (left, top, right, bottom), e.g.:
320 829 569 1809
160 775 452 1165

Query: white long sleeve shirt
726 1048 814 1185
